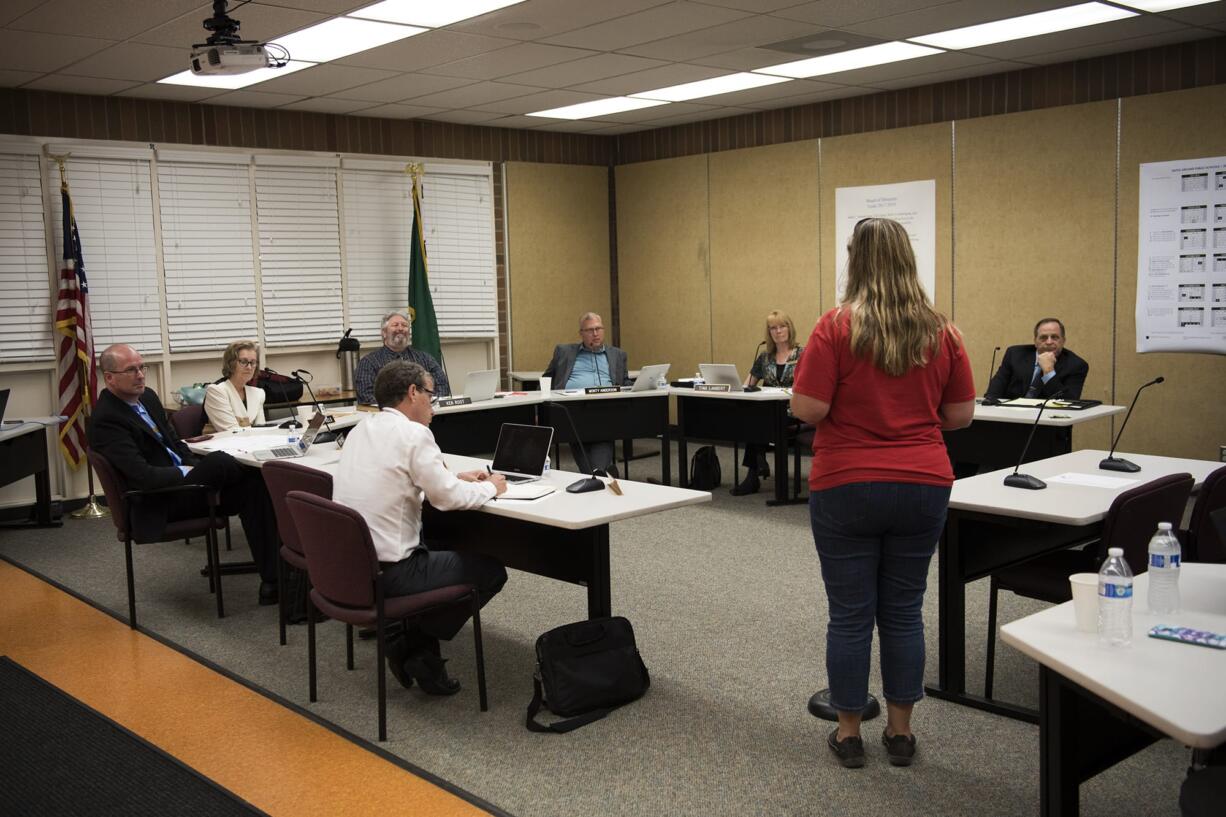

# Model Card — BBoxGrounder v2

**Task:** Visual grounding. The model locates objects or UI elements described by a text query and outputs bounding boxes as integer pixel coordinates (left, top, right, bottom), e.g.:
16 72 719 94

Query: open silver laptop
631 363 670 392
253 413 325 461
490 423 554 483
699 363 743 391
463 369 498 402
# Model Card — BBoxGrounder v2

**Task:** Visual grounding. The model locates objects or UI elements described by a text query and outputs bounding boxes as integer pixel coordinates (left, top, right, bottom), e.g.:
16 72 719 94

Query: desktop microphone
980 346 1002 405
291 369 338 443
743 340 767 392
1100 376 1164 473
1003 390 1063 490
545 400 607 494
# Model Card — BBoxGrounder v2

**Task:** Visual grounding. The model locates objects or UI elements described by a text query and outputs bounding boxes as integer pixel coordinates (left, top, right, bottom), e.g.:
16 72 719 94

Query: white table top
949 449 1222 525
971 401 1125 427
1001 563 1226 748
542 388 668 403
511 370 641 383
434 392 544 415
671 386 792 402
0 421 50 443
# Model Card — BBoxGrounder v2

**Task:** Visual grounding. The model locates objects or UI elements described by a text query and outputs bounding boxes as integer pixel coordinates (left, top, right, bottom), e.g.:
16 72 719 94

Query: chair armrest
125 483 222 507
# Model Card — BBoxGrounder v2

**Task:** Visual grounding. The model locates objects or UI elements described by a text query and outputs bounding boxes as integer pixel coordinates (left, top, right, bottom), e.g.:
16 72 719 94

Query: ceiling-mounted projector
190 43 271 76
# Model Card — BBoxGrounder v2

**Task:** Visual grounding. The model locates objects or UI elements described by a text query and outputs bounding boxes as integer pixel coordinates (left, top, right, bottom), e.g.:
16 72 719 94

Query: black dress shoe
730 474 760 496
258 581 278 606
405 648 461 695
383 637 415 690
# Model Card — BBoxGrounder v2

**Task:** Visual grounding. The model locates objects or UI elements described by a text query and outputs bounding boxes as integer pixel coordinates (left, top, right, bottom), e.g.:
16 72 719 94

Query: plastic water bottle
657 373 669 390
543 455 550 475
1146 522 1181 615
1097 547 1133 647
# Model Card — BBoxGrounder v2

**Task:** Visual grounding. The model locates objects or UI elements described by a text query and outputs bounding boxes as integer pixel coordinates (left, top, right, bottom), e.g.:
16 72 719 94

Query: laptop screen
491 423 553 477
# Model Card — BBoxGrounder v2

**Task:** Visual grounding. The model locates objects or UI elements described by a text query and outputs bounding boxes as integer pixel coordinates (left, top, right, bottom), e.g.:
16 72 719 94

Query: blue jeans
809 482 951 712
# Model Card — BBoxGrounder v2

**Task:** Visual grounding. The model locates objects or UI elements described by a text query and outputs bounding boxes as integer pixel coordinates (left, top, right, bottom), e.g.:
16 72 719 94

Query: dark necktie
1025 368 1043 398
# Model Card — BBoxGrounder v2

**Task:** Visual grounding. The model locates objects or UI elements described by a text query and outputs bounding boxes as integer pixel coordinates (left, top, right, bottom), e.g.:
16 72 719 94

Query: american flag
54 177 96 469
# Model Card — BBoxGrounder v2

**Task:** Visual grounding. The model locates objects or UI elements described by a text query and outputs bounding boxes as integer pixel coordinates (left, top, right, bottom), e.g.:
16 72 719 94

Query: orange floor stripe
0 560 490 817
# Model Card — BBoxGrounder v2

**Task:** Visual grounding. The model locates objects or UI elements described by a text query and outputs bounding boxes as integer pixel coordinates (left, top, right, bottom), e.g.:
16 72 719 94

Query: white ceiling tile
957 15 1188 61
0 69 43 87
58 42 187 82
254 0 371 12
631 104 761 127
1017 27 1217 66
868 59 1031 89
503 52 668 88
698 0 811 11
419 42 598 80
416 109 512 124
279 96 379 114
353 102 449 118
205 89 308 107
569 63 732 95
447 0 674 41
621 15 828 62
731 84 860 109
21 74 141 95
674 77 841 106
597 100 720 123
118 82 223 101
689 46 812 71
838 0 1076 41
342 73 474 103
404 80 546 108
1161 3 1226 26
0 0 45 27
334 29 518 71
7 0 202 39
0 30 114 73
771 0 962 29
133 3 328 48
253 62 398 95
473 88 606 114
808 49 993 85
540 1 754 51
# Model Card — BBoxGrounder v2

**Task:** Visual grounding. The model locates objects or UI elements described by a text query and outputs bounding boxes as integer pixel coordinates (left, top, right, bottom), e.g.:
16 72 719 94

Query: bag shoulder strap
525 674 611 734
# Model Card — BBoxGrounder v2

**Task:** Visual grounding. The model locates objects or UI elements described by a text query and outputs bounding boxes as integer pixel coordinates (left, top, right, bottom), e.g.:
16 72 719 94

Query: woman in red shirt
791 218 975 769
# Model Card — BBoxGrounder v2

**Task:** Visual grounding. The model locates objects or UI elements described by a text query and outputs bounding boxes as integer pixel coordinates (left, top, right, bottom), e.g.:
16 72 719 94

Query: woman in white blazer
204 340 266 431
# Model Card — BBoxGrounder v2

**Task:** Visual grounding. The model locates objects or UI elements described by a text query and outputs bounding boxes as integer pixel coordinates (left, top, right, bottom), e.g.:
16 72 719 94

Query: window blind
255 163 343 346
157 160 258 352
50 156 163 355
0 152 52 362
419 172 497 337
341 167 413 345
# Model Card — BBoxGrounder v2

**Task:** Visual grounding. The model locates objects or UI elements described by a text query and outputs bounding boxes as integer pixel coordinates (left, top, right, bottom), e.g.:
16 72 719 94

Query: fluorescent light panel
350 0 525 28
527 97 668 120
158 60 315 90
630 72 790 102
1112 0 1218 10
272 17 425 63
755 41 942 79
910 2 1137 50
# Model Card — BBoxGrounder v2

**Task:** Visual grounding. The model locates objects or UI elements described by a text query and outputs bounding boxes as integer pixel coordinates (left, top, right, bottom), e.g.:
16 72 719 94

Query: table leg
33 456 56 526
765 403 797 506
661 425 671 486
676 400 690 489
586 526 612 618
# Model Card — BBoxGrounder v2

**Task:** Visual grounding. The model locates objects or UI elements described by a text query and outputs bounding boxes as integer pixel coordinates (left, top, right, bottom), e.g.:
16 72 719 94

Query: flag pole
52 157 107 519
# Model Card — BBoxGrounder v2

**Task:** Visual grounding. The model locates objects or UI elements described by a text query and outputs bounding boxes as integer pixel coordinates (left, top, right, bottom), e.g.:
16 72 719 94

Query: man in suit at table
542 311 631 477
354 311 450 404
88 343 280 605
985 317 1089 401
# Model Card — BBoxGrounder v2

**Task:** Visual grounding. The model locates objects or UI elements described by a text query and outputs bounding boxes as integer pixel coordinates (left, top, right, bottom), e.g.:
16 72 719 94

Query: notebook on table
252 413 325 461
490 423 553 483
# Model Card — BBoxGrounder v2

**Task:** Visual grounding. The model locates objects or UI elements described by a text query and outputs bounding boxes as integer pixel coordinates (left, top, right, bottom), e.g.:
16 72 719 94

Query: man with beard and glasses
354 311 450 405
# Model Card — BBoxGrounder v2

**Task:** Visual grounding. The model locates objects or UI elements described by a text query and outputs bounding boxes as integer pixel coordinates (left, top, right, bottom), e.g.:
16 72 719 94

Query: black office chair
984 472 1194 699
1183 465 1226 563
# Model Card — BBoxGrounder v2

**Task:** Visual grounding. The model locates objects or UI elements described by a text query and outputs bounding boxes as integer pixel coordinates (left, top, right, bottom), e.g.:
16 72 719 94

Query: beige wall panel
955 101 1118 451
820 123 954 326
708 140 820 368
505 162 610 375
1118 85 1226 460
616 154 711 380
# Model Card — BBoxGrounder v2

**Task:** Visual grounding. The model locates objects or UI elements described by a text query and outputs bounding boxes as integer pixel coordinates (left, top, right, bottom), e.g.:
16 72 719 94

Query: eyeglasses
419 385 438 406
106 364 148 376
580 327 604 334
236 359 258 368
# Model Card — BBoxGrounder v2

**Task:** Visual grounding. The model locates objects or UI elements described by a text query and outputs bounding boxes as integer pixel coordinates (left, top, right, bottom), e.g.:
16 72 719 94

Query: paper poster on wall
1136 156 1226 354
834 179 936 302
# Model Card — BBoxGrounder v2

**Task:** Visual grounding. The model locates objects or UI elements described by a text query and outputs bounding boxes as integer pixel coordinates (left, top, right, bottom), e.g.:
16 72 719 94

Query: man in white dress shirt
334 360 507 695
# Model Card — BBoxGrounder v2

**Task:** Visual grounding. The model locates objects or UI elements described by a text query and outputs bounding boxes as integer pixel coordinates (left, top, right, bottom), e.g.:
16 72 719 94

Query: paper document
195 432 285 453
1046 472 1140 489
497 484 556 501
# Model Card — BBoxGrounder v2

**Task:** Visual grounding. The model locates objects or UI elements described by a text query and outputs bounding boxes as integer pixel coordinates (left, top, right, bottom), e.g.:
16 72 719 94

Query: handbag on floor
526 616 650 733
689 445 721 490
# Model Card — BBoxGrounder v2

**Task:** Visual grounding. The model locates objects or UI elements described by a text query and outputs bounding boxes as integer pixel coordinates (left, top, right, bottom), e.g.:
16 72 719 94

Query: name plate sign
584 386 621 395
436 397 472 407
694 384 731 393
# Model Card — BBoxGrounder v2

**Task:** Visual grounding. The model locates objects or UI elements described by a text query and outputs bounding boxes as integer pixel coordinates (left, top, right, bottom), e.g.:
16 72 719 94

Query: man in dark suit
88 343 279 604
985 318 1089 401
542 312 631 476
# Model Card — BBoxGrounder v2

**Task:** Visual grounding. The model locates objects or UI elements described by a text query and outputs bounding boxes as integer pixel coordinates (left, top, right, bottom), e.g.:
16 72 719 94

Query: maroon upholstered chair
261 460 335 649
285 491 488 742
984 472 1194 699
89 448 229 627
1184 465 1226 564
170 404 206 438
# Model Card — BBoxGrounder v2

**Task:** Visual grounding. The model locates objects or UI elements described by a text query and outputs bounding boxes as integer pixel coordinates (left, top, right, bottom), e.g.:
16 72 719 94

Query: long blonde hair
762 310 797 349
841 218 953 376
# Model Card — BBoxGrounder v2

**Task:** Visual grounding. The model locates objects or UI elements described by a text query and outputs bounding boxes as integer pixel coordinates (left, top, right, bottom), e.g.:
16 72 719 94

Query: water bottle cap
1107 547 1123 557
1158 522 1172 531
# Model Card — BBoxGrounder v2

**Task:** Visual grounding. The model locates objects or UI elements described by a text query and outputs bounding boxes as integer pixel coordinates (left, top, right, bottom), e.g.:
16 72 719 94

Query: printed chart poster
1136 156 1226 354
834 179 936 302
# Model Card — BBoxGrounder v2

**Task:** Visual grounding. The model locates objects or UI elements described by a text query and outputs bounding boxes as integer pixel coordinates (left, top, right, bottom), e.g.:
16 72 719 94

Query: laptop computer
699 363 743 391
253 412 326 461
463 369 499 402
490 423 554 483
631 363 670 392
0 388 10 424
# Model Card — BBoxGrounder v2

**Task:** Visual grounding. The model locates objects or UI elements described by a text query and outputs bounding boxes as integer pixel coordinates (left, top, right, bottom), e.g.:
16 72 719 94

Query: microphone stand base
566 476 606 494
1099 457 1141 473
1004 473 1047 490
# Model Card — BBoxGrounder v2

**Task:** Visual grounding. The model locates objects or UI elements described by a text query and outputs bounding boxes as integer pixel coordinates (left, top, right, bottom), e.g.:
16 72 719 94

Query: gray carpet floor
0 444 1191 817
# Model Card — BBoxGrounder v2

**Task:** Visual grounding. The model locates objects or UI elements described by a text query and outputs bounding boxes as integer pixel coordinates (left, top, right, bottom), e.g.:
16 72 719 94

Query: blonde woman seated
204 341 266 432
732 310 804 495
